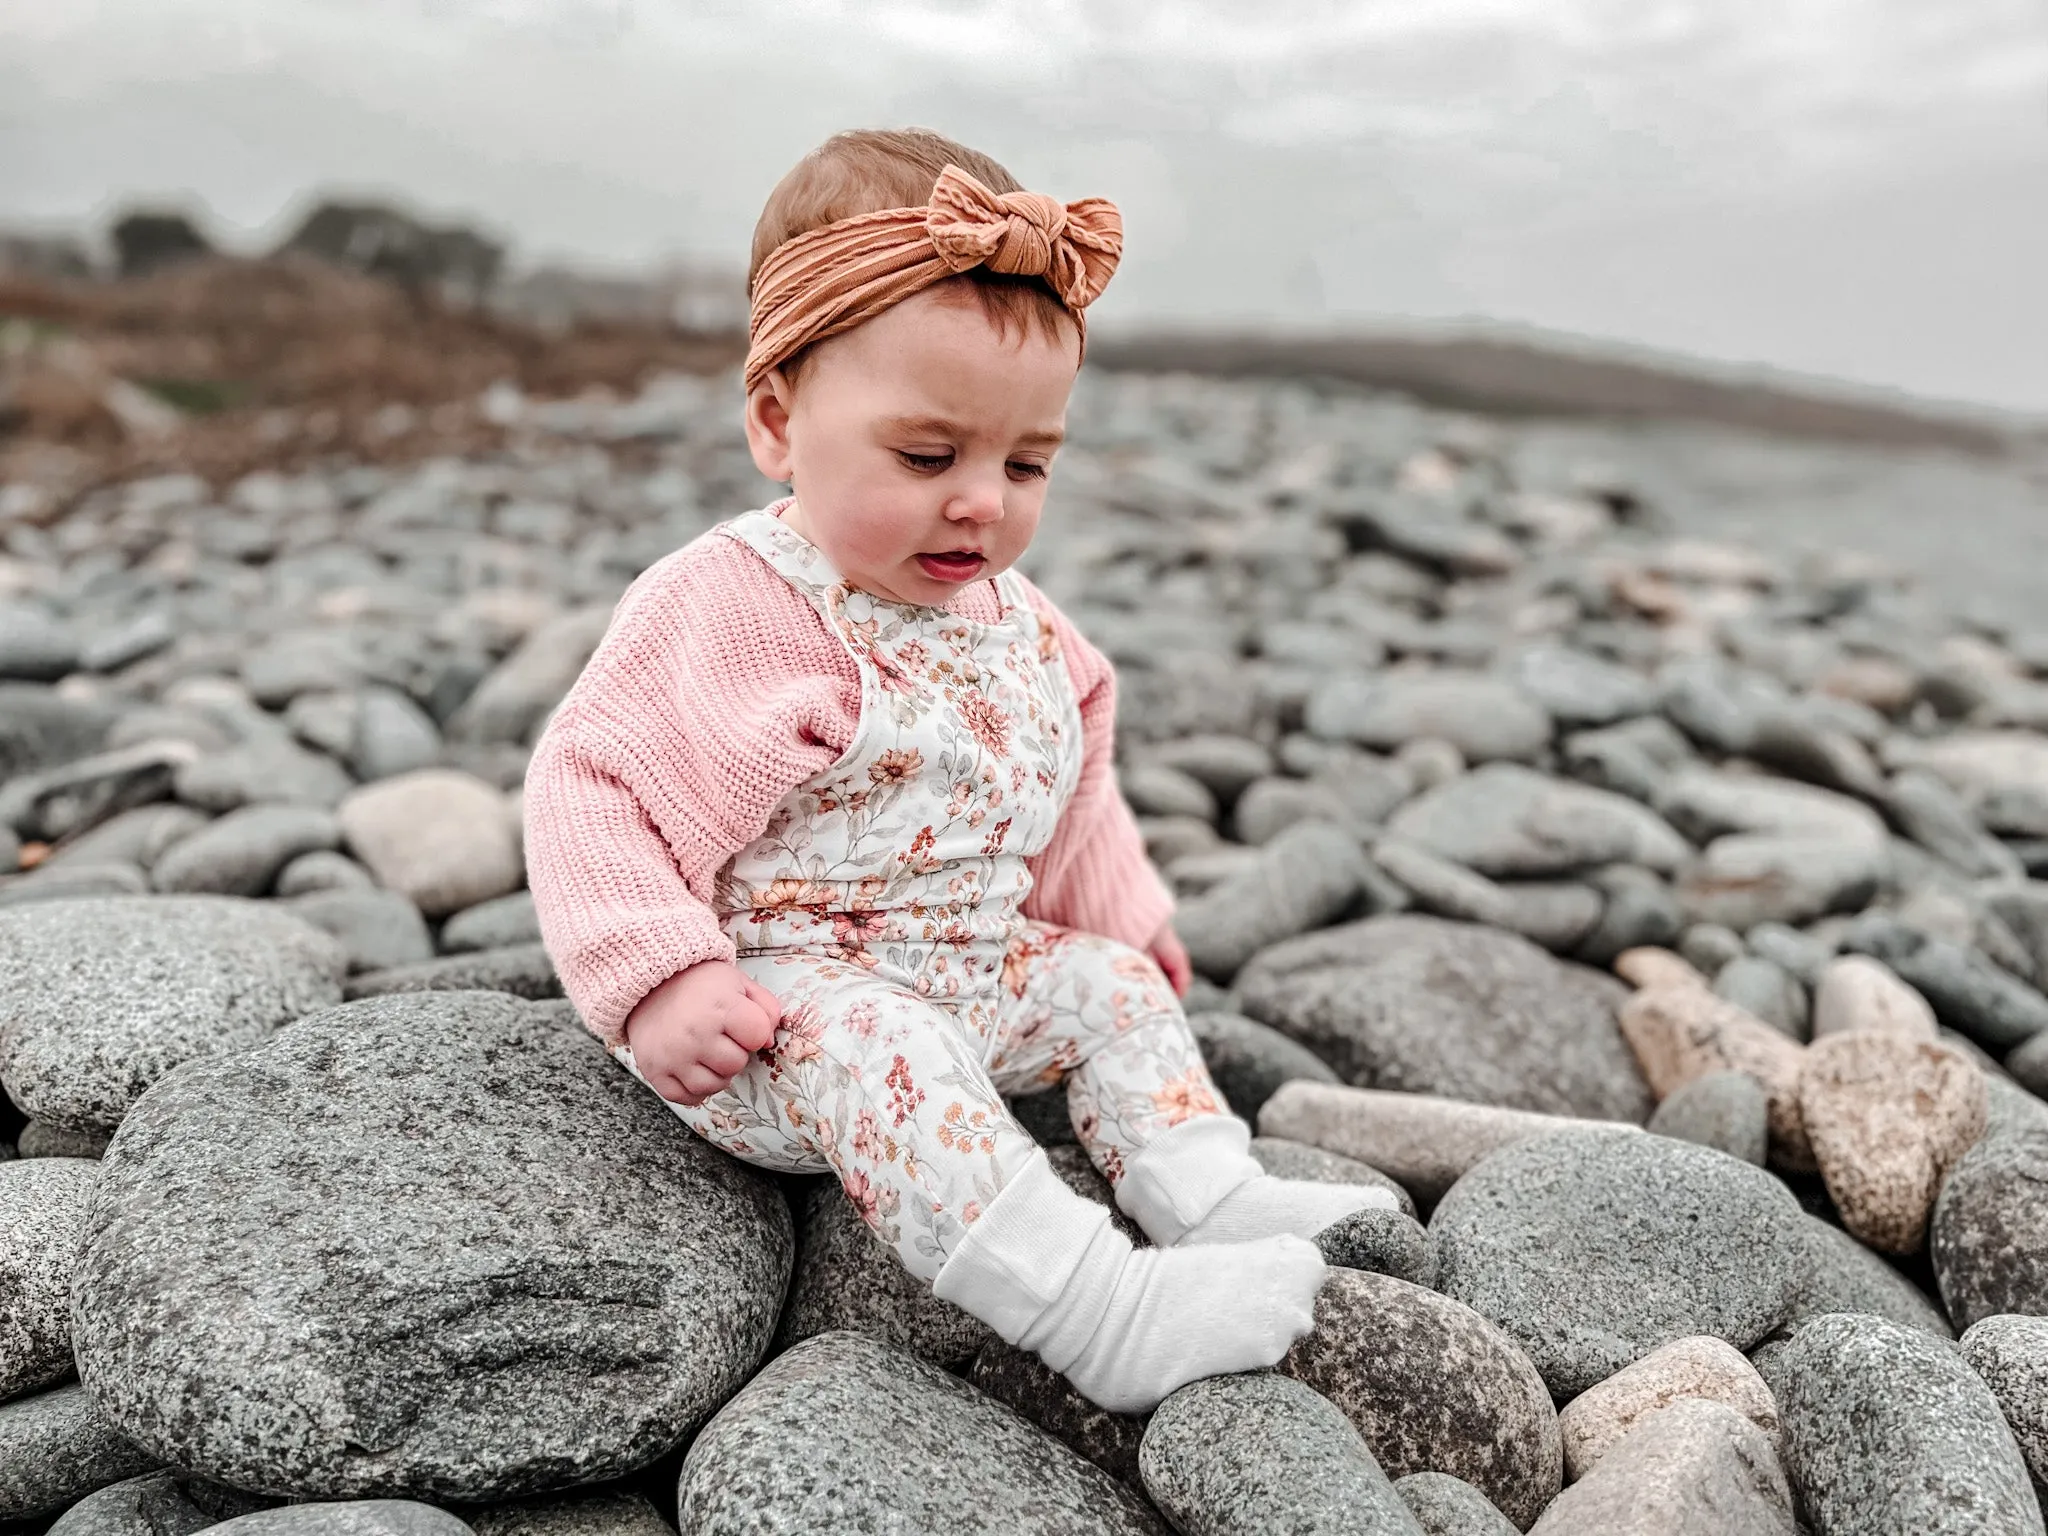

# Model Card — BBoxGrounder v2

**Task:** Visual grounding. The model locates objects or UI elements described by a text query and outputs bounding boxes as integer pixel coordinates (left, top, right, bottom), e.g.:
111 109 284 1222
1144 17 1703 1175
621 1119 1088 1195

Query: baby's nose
945 477 1007 523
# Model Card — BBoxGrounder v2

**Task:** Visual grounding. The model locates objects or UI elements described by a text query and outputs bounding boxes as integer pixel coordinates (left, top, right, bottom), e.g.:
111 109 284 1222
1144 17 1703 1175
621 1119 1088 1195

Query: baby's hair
750 127 1079 388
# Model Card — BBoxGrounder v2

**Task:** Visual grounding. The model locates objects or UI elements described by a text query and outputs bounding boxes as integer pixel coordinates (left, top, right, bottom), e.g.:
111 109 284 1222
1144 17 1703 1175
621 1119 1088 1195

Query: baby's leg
624 951 1324 1413
989 923 1395 1248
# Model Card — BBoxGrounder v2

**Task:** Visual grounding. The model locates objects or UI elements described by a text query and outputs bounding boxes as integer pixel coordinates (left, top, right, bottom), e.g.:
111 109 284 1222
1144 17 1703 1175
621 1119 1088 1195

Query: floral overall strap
712 507 1083 999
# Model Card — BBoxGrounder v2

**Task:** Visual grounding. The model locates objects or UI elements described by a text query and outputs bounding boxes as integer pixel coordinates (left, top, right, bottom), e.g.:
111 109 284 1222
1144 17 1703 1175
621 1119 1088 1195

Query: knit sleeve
523 532 858 1045
1016 577 1176 950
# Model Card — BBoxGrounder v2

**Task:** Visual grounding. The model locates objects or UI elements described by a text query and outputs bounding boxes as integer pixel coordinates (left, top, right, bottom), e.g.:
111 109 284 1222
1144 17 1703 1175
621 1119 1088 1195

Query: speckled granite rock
777 1174 992 1368
0 896 346 1132
1392 1472 1517 1536
42 1470 267 1536
968 1340 1148 1488
675 1331 1167 1536
1798 1031 1985 1252
465 1491 671 1536
1529 1398 1794 1536
1962 1314 2048 1486
438 891 541 954
1278 1269 1561 1530
1558 1335 1780 1482
1235 916 1651 1122
71 993 792 1499
1773 1312 2042 1535
1176 819 1372 982
1430 1130 1806 1396
1932 1128 2048 1330
0 1156 98 1399
16 1120 112 1160
1777 1213 1953 1338
206 1503 475 1536
1646 1070 1770 1165
1139 1372 1425 1535
343 942 562 1001
1251 1135 1417 1219
284 887 436 974
0 1382 160 1521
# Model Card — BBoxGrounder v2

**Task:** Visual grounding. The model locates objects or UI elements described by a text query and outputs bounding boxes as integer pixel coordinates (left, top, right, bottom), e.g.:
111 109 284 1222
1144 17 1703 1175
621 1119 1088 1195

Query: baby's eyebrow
878 413 1065 448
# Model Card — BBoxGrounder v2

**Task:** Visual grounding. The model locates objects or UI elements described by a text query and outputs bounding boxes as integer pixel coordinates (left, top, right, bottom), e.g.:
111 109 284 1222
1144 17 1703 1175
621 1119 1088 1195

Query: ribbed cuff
932 1149 1111 1342
1113 1112 1262 1245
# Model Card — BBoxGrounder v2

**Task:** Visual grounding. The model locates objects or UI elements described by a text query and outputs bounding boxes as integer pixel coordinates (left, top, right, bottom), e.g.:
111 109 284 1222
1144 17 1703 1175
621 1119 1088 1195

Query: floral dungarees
612 507 1223 1280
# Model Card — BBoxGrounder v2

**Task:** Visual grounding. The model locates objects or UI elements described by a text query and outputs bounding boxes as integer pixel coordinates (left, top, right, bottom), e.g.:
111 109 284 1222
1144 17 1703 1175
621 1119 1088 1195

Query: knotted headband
743 163 1124 395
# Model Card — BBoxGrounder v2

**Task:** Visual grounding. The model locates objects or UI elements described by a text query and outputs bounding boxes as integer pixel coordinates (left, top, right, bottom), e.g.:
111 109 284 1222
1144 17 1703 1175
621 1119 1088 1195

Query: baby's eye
898 451 952 472
1008 461 1048 480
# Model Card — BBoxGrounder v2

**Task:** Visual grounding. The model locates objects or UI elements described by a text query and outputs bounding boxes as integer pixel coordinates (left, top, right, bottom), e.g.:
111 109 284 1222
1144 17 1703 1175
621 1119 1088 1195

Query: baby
524 127 1390 1414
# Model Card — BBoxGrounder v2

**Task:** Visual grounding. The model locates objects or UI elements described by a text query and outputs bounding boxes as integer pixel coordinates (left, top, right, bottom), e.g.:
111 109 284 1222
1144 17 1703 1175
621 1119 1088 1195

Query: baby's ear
742 369 797 482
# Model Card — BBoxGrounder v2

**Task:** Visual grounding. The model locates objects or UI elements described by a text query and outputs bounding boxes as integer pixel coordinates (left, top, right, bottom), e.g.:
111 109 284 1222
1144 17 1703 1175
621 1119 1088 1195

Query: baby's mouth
916 550 986 582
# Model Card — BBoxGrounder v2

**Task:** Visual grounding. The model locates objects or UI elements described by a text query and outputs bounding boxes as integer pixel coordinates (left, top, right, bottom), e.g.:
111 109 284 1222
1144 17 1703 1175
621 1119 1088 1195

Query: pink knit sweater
524 501 1175 1046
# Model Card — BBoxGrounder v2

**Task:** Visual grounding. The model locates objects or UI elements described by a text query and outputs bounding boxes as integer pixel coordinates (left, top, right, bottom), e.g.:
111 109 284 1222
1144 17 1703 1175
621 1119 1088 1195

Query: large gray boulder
71 993 792 1499
1962 1314 2048 1486
1234 916 1651 1122
1773 1312 2043 1535
1386 763 1690 877
0 1157 99 1399
0 896 346 1132
1430 1130 1807 1396
1139 1373 1425 1535
0 1382 160 1520
1932 1129 2048 1330
675 1331 1166 1535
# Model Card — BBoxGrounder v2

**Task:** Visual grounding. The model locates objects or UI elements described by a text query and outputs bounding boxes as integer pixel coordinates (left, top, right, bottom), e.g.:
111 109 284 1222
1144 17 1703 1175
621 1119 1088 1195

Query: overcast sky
4 0 2046 413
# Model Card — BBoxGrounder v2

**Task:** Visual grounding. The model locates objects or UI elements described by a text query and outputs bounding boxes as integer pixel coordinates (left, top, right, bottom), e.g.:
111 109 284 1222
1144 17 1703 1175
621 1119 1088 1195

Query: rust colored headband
743 162 1124 395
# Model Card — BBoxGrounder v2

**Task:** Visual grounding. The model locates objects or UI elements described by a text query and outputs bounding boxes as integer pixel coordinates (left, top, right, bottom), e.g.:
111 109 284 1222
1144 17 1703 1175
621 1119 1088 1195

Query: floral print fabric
610 508 1227 1280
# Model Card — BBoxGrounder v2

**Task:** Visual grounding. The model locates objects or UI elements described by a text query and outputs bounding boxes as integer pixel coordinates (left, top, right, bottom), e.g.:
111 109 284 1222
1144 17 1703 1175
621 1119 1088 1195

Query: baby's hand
1148 921 1193 998
624 960 782 1106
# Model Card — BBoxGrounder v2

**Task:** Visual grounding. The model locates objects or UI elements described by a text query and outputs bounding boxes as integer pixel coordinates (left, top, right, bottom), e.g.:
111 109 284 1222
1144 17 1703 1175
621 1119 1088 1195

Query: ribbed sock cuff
1113 1112 1263 1246
932 1150 1112 1343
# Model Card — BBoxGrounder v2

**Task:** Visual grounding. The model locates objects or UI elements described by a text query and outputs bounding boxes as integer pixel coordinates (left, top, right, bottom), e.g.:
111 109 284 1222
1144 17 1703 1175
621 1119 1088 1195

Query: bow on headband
744 163 1125 394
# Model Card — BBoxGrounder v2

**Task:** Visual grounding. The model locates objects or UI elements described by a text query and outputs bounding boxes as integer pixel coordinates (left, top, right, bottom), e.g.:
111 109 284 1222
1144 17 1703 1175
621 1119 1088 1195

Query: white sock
1115 1113 1399 1248
933 1149 1327 1415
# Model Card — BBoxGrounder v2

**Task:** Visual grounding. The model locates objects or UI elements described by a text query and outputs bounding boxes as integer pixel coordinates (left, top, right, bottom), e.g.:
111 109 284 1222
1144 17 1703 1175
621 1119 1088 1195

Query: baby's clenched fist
624 960 782 1106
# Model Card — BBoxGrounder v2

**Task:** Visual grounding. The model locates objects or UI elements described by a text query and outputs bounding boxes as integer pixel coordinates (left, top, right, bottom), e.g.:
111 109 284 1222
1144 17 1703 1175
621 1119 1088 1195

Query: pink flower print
1010 763 1028 792
868 748 924 786
843 999 881 1040
958 691 1013 757
852 1107 896 1162
832 909 890 947
982 817 1012 855
885 1055 925 1126
844 1168 884 1226
1101 1146 1126 1185
962 1200 983 1226
894 638 930 675
1038 626 1061 663
747 878 833 924
1152 1070 1221 1127
937 1102 998 1155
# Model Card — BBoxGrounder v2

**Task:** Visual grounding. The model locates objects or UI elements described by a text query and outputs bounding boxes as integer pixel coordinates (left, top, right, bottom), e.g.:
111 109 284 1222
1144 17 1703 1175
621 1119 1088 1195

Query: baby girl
525 127 1391 1413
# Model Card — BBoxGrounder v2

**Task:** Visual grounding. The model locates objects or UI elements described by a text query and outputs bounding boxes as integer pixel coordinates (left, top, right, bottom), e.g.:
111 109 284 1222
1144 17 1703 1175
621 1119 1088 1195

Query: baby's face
744 284 1080 605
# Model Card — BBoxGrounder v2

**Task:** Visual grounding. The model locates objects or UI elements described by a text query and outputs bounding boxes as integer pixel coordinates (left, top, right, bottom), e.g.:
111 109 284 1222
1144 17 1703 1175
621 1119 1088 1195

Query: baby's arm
524 535 859 1088
1015 579 1184 988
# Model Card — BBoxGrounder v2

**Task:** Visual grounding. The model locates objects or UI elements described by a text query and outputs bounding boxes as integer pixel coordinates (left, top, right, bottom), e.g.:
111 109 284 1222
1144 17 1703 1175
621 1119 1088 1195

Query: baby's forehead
869 409 1067 447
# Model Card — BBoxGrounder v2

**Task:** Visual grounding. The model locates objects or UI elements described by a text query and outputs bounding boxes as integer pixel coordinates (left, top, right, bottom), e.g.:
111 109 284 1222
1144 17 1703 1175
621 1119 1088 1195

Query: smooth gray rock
208 1505 473 1536
285 888 436 973
0 1382 160 1520
1654 765 1883 846
1234 915 1652 1122
1139 1372 1425 1536
1561 716 1695 803
439 891 542 954
1147 735 1275 804
1775 1312 2042 1535
149 805 341 895
43 1470 239 1536
1178 819 1372 982
0 741 196 844
71 993 793 1499
0 896 346 1132
1647 1070 1771 1166
1314 1206 1438 1287
1746 922 1837 987
0 859 150 907
1779 1213 1954 1338
1528 1397 1794 1536
78 613 178 676
1121 762 1220 823
1431 1130 1807 1396
1681 923 1748 974
1887 768 2025 880
1387 763 1689 877
466 1490 670 1536
447 607 610 748
174 739 354 812
18 1120 113 1159
1504 644 1656 729
0 1156 98 1399
1846 914 2048 1050
1306 675 1552 764
1235 777 1355 844
0 685 114 780
273 849 376 895
968 1339 1147 1488
1963 1314 2048 1485
40 804 210 874
1713 957 1810 1039
776 1175 992 1369
0 602 80 682
344 943 562 1001
1573 864 1684 967
1932 1128 2048 1330
1189 1009 1341 1118
1678 833 1886 931
352 687 444 781
1391 1474 1517 1536
0 820 17 874
1279 1268 1561 1530
675 1331 1166 1536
